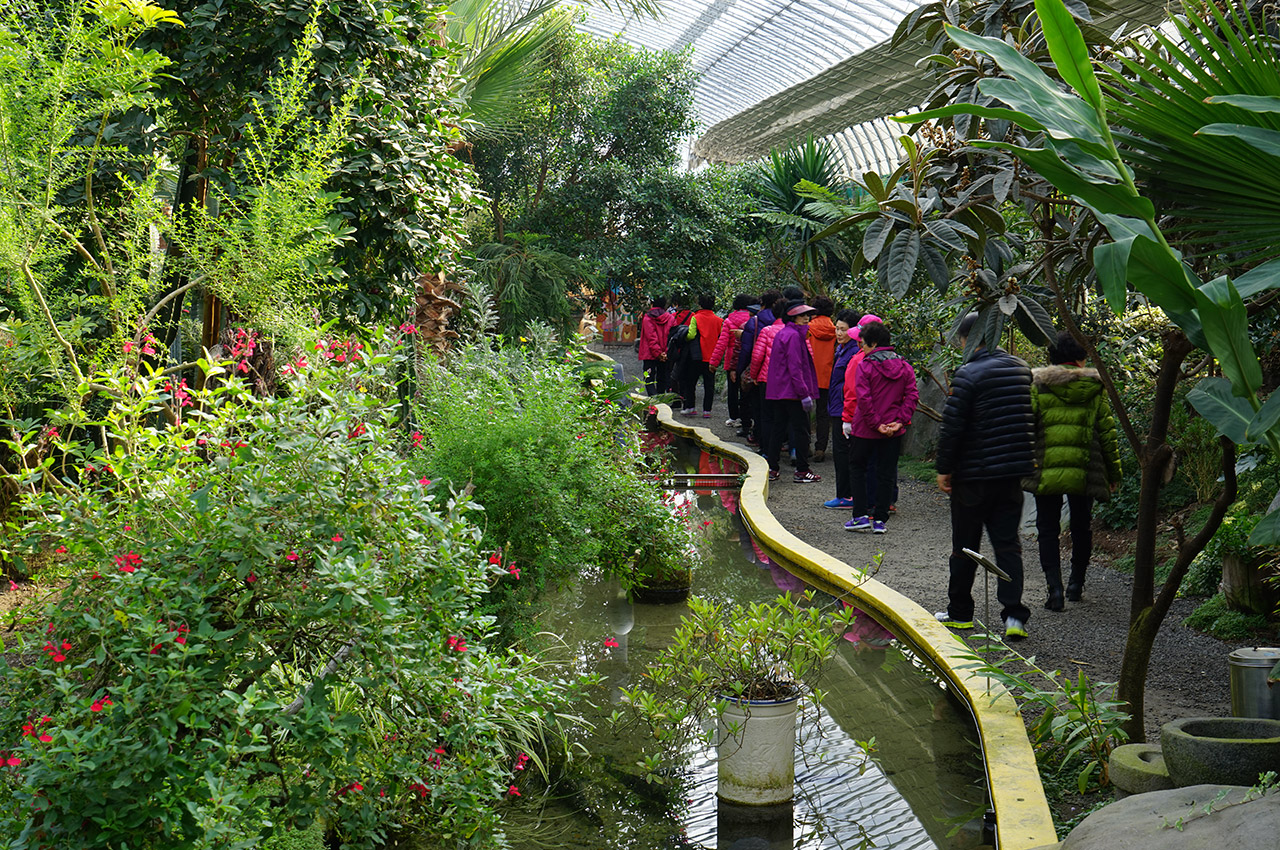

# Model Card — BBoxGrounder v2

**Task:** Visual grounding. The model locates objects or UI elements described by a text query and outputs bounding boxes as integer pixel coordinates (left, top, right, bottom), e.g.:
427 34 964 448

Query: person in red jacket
681 293 724 418
637 295 675 395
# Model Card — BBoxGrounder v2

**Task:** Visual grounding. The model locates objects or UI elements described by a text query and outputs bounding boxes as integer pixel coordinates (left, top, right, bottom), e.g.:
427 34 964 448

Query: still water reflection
502 447 990 850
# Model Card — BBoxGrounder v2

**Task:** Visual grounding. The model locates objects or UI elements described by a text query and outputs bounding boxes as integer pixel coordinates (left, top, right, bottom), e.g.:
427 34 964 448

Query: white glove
801 396 814 413
842 421 853 438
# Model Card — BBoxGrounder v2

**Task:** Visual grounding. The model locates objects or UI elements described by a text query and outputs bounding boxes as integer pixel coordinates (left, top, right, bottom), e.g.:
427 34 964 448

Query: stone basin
1160 716 1280 787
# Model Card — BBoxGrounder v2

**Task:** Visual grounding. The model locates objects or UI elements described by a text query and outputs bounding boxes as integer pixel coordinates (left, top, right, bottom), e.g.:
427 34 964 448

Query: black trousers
681 361 714 412
945 477 1030 625
848 435 901 521
766 399 811 473
643 359 668 396
726 373 741 421
831 427 851 498
1034 493 1094 590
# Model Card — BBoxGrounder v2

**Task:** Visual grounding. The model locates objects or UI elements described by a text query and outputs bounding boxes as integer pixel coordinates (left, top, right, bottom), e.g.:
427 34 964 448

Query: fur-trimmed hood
1032 364 1100 386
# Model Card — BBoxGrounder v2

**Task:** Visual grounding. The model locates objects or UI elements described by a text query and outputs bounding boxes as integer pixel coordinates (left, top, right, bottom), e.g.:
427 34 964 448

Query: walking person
682 294 724 419
934 312 1036 640
747 299 785 453
842 321 918 534
709 294 757 428
1025 331 1122 609
764 301 821 484
666 296 696 414
807 297 837 462
637 295 674 396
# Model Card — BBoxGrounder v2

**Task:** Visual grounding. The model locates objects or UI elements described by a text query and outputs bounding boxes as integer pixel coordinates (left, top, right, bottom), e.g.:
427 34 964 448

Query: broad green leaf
862 217 893 262
903 102 1048 134
941 24 1107 148
1204 94 1280 113
1249 509 1280 547
919 240 952 293
1093 237 1133 313
1246 391 1280 443
1194 275 1262 397
1232 257 1280 300
1035 0 1102 110
1014 295 1055 345
1187 377 1251 443
886 229 920 297
976 143 1155 221
1198 124 1280 160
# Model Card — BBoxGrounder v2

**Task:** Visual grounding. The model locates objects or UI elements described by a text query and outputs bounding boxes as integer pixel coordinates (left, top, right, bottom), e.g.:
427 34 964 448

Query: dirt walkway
596 341 1246 742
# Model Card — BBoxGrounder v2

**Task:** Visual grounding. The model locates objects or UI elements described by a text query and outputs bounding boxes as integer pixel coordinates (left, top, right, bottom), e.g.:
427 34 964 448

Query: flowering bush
412 338 692 631
0 334 579 849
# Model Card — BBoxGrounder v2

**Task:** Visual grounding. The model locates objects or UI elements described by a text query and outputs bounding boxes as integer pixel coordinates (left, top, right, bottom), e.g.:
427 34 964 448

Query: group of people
935 314 1121 640
638 293 1123 642
638 286 918 511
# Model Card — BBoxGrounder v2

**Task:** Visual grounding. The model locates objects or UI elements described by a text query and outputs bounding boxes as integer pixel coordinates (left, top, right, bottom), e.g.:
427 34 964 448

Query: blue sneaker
871 520 887 534
823 497 856 509
844 515 872 533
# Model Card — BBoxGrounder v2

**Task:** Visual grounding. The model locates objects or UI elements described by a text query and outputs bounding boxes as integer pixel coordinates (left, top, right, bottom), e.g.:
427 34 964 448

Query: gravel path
596 341 1247 742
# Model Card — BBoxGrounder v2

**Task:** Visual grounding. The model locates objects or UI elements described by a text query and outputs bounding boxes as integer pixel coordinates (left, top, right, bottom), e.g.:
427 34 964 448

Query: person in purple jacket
843 321 918 534
765 301 821 484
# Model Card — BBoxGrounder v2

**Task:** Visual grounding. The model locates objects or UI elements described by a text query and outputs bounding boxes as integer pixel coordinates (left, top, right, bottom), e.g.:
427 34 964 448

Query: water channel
502 437 992 850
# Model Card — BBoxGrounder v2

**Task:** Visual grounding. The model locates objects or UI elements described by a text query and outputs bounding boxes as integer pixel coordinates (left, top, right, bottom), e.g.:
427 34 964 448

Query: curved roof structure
577 0 1172 176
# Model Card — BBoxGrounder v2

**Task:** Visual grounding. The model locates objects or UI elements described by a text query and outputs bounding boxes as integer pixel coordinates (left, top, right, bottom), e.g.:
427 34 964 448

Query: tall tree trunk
1116 331 1241 742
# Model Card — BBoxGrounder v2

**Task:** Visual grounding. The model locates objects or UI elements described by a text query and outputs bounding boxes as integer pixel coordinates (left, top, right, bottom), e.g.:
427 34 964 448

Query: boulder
1031 784 1280 850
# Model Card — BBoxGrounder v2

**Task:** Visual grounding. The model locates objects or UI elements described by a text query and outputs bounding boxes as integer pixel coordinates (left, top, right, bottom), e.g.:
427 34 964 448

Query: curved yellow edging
653 402 1057 850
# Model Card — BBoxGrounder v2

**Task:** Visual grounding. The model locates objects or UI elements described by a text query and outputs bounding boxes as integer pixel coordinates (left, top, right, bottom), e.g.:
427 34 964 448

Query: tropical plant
1 330 580 849
470 233 595 338
752 136 850 295
903 0 1280 740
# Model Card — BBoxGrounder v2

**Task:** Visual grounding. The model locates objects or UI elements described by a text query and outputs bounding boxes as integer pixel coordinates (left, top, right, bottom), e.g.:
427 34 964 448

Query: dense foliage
411 335 693 631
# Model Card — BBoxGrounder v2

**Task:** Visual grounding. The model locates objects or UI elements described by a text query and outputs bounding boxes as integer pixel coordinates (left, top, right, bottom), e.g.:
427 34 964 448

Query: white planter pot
716 692 801 805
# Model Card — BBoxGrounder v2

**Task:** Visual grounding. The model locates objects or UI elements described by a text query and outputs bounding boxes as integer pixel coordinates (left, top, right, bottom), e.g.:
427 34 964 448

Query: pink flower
507 564 520 580
419 477 430 486
7 580 17 591
246 573 257 584
604 637 619 648
123 340 135 354
286 551 299 561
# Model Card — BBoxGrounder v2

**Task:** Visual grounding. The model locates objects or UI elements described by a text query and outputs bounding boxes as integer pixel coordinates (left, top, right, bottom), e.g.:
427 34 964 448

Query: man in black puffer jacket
934 312 1035 640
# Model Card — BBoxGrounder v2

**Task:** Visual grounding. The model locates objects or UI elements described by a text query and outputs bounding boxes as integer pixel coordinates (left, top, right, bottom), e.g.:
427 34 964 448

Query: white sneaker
725 418 739 427
1004 617 1028 640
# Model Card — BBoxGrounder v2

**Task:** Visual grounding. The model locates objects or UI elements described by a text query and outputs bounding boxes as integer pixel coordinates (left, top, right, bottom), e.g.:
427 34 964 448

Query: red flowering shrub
2 335 579 849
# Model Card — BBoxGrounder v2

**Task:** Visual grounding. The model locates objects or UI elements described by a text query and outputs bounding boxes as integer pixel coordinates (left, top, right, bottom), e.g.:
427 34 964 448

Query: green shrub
2 331 579 849
413 339 691 631
1183 594 1270 640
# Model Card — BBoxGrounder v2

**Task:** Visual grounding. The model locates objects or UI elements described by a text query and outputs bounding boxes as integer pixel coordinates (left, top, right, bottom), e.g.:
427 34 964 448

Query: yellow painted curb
651 402 1057 850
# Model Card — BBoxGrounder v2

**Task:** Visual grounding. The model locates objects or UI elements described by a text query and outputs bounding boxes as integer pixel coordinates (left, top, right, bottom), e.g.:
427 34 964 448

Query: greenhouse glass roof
576 0 1171 175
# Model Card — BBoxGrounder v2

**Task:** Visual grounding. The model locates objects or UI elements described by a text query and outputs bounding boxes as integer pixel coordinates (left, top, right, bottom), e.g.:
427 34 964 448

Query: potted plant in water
628 488 705 604
621 591 857 804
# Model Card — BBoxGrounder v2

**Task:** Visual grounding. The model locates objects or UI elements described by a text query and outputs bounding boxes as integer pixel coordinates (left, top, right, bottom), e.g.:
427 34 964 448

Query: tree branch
281 640 357 717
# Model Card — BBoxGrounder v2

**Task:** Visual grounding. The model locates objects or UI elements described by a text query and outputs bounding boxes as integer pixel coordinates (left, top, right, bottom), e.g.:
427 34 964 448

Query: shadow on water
502 439 992 850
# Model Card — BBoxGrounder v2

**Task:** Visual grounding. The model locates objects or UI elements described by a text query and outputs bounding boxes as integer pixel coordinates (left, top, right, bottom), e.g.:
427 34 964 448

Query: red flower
331 534 343 543
90 701 104 713
508 785 521 797
20 724 33 737
114 551 141 573
507 564 521 580
51 653 65 663
604 637 619 648
175 636 186 645
246 573 257 584
5 757 20 767
60 641 71 651
54 546 67 554
419 477 430 486
411 431 424 447
286 551 299 562
488 553 501 565
38 733 52 743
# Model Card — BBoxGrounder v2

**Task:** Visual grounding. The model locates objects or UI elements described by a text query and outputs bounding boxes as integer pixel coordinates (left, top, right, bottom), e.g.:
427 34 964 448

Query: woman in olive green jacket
1024 332 1122 611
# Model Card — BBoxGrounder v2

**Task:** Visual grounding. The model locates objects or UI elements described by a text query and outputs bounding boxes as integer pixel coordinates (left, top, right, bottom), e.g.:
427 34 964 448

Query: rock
1109 743 1173 796
1031 784 1280 850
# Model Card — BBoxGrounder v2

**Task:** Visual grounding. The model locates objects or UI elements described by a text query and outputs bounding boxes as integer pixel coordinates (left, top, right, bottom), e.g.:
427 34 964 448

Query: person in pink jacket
842 321 918 534
708 294 756 427
637 295 674 395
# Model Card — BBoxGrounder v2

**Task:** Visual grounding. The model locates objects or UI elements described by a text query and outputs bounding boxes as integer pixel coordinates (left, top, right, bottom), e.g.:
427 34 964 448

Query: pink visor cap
846 313 883 341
